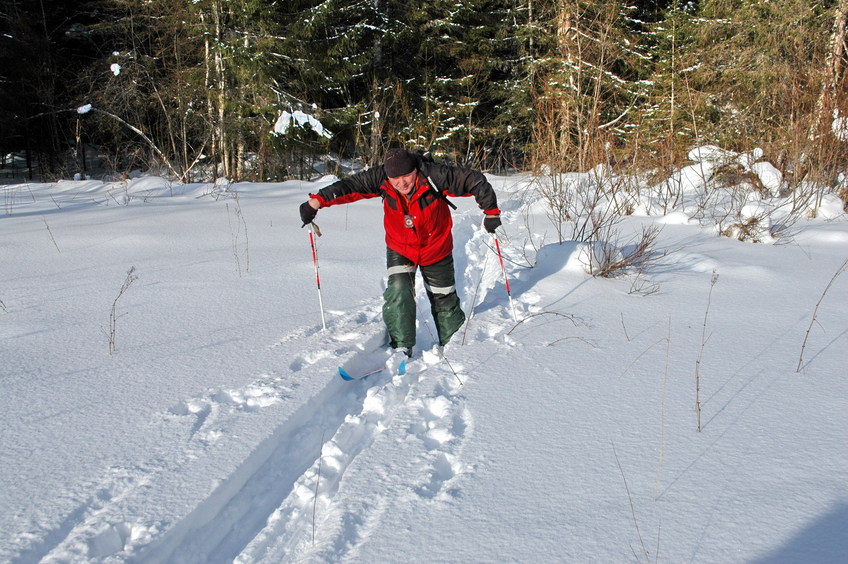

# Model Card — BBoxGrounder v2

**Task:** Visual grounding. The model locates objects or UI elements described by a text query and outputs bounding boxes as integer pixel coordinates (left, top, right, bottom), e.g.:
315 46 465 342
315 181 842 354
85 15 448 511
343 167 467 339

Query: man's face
388 170 417 195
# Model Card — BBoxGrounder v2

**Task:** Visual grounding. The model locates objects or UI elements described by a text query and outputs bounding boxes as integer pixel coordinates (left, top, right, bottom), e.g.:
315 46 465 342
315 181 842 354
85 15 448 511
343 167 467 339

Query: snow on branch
272 110 332 139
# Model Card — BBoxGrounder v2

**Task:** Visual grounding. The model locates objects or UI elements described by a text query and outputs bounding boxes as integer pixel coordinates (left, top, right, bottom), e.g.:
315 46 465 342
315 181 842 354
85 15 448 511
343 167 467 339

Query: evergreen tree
5 0 840 183
635 0 700 168
80 0 207 179
680 0 836 158
283 0 413 164
78 0 295 181
528 0 651 172
192 0 293 180
285 0 534 169
1 0 98 178
411 0 527 168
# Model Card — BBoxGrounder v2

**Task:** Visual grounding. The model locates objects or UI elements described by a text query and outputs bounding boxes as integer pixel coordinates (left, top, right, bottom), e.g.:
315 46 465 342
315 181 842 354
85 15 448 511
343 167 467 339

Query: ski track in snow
138 319 468 563
27 208 499 563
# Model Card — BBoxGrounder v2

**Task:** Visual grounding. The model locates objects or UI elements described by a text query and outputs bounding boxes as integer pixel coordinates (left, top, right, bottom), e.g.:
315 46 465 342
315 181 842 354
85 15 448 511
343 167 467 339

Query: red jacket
310 160 499 266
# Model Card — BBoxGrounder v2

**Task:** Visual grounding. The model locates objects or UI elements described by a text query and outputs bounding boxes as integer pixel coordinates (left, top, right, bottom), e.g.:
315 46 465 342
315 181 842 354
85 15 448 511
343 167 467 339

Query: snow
1 165 847 563
272 110 332 139
750 161 783 195
833 110 848 142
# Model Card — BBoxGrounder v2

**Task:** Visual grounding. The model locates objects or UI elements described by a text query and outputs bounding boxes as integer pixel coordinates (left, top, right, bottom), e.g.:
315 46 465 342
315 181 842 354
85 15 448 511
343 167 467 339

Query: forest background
1 0 847 197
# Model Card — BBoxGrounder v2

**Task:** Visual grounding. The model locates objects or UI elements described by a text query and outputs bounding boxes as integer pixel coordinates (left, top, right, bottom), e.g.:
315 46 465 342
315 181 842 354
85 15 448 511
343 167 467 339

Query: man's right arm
309 167 386 208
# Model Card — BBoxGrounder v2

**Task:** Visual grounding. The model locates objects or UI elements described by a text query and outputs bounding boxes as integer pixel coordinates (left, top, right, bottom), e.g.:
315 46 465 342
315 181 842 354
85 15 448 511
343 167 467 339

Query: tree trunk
200 10 218 180
369 77 382 166
811 0 848 138
213 0 230 178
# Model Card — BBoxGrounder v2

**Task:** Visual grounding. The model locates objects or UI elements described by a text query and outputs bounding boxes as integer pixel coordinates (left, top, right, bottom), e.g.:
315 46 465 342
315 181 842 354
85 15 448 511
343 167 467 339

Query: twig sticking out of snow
695 270 719 432
42 217 60 253
226 191 250 277
313 431 325 545
796 258 848 372
653 318 671 502
108 266 138 354
612 442 652 563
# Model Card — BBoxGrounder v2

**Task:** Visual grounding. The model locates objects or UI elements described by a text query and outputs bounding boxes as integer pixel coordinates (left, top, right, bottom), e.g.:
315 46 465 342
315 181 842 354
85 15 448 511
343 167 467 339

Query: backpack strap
414 152 458 210
425 173 457 210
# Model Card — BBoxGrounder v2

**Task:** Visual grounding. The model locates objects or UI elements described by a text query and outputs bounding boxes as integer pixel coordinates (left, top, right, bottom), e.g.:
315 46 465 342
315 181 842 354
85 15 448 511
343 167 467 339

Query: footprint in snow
416 452 465 500
167 374 292 442
32 466 155 562
289 348 335 372
409 390 473 500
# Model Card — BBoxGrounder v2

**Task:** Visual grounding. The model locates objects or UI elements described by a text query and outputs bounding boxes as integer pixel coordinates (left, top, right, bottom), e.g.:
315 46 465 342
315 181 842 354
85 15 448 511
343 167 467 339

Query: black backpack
411 150 456 210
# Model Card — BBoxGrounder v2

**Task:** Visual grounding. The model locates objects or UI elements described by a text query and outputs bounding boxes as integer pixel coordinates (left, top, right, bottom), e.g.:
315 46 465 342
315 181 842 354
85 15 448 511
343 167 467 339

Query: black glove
483 214 501 234
300 201 318 226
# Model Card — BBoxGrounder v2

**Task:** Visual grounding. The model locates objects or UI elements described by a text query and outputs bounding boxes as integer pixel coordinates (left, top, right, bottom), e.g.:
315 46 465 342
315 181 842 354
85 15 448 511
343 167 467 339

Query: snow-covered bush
578 225 664 279
720 201 774 243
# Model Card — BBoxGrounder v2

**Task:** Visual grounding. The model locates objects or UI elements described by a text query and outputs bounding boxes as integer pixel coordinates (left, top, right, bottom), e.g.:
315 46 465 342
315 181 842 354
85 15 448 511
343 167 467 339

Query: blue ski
338 358 406 381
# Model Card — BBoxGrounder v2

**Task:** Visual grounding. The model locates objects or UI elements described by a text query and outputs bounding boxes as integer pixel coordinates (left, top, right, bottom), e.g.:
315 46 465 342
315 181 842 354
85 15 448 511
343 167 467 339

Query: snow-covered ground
1 162 846 563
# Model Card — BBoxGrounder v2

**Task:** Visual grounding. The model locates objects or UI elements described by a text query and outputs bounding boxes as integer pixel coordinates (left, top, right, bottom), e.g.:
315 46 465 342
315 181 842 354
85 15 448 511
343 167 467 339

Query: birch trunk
811 0 848 139
213 0 230 178
201 10 218 179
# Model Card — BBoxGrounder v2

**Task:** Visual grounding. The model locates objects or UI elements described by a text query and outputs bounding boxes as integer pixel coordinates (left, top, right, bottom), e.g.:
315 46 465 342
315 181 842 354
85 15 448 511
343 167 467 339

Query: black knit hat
383 148 416 177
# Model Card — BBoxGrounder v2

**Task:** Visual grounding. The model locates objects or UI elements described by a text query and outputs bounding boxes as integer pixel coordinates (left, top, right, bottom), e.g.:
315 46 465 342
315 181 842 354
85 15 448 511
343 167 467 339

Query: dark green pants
382 249 466 349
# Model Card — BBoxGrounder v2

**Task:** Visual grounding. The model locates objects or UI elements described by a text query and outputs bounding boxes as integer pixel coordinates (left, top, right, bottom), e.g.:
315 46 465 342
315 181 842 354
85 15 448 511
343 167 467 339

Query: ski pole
492 232 518 322
308 222 327 331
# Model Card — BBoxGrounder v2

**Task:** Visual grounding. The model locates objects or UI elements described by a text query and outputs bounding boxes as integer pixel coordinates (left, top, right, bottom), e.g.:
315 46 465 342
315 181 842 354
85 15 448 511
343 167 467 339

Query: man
299 148 501 356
